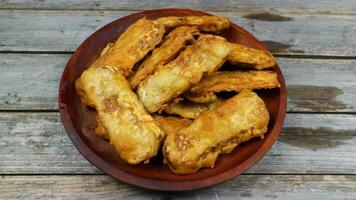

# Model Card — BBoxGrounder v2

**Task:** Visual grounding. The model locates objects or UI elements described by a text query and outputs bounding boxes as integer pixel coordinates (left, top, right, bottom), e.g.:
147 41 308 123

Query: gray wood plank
1 175 356 199
1 112 356 174
1 0 356 15
1 54 356 112
1 10 356 56
0 54 65 110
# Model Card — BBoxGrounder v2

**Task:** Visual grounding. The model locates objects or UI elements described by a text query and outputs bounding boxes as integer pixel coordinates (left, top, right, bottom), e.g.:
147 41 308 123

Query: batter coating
228 43 276 70
92 18 165 76
163 99 222 119
186 70 280 97
95 114 191 140
137 34 230 113
75 67 164 164
129 26 199 89
163 90 270 174
152 115 192 136
154 16 230 32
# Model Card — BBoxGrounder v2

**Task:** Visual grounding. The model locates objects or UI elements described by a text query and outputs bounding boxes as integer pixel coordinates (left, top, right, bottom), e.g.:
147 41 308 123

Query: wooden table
1 1 356 199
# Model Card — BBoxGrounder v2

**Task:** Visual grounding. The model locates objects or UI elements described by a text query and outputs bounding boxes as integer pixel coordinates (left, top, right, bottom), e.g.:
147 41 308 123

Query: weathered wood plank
1 175 356 199
1 0 356 15
1 54 356 112
0 54 66 110
1 112 356 174
1 10 356 56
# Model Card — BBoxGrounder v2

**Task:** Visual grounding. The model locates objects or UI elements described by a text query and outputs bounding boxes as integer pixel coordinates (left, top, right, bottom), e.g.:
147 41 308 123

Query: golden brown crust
152 115 192 136
137 34 231 113
76 66 164 164
128 26 200 89
95 114 191 140
91 18 165 76
163 90 270 174
95 114 109 140
163 99 222 119
188 70 280 96
154 16 230 32
227 43 276 70
183 91 218 103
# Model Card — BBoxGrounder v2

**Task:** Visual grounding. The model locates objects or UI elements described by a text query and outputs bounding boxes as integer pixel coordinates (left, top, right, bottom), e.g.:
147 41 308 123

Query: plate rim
58 8 287 191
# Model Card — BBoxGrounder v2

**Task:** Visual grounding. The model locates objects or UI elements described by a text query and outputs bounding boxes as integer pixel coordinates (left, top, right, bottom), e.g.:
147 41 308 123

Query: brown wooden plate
58 8 287 191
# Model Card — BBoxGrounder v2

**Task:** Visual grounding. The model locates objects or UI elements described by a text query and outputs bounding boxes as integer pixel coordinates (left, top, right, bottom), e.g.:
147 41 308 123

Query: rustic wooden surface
1 1 356 199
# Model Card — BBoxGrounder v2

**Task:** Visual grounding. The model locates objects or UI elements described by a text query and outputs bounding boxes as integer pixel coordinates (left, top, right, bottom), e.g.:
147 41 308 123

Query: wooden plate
58 8 287 191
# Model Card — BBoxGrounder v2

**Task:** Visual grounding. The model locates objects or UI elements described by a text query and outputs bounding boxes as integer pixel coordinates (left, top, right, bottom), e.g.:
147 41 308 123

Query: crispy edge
189 70 281 95
128 26 200 89
152 115 192 136
183 91 218 103
91 17 165 76
154 16 230 32
163 98 222 119
227 43 276 69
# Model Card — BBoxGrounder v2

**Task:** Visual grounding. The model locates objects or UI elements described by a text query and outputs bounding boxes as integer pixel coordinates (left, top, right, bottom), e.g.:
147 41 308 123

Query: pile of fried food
75 15 280 174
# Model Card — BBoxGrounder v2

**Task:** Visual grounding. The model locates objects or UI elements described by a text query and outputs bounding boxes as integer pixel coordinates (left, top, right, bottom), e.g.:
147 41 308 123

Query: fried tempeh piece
163 99 222 119
183 91 218 103
129 26 199 89
228 43 276 70
95 114 109 140
154 16 230 32
163 90 270 174
75 66 164 164
137 34 230 113
152 115 192 136
94 114 191 140
91 18 165 76
187 70 280 96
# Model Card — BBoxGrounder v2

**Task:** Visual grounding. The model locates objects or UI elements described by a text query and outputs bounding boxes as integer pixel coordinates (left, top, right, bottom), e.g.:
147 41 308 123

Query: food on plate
186 70 280 98
129 26 200 89
163 98 222 119
137 34 230 113
228 43 276 70
75 66 164 164
74 14 281 174
163 90 270 174
91 18 165 76
154 15 230 32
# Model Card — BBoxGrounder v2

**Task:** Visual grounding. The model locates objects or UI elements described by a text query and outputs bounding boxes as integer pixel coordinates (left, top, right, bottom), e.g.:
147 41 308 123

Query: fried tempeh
163 90 270 174
152 115 192 136
187 70 280 97
137 34 230 113
227 43 276 70
163 98 222 119
91 18 165 76
154 16 230 32
183 91 218 103
129 26 199 89
95 114 109 140
94 114 191 140
75 66 164 164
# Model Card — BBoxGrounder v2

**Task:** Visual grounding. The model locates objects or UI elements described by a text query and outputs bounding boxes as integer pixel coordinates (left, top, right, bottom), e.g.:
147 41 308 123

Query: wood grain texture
1 10 356 56
1 0 356 15
1 112 355 174
1 175 356 199
1 54 355 112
